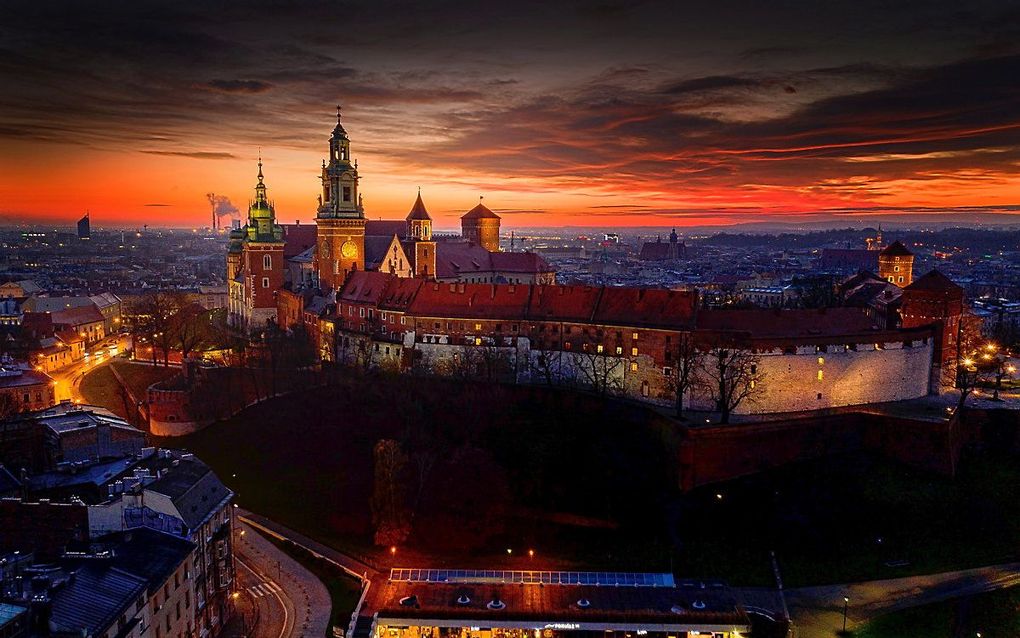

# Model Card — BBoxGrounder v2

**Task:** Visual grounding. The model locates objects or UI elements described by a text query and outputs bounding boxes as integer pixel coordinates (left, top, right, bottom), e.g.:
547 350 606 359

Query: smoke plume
206 193 240 219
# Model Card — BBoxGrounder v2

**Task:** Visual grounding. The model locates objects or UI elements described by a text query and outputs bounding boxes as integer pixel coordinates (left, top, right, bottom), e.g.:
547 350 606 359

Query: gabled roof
366 220 407 237
410 281 530 320
365 235 399 271
93 529 196 596
340 271 399 305
406 192 432 221
904 269 962 292
282 224 318 259
461 203 500 220
50 564 146 636
51 305 104 327
880 240 913 257
594 288 697 329
144 455 231 531
528 285 603 322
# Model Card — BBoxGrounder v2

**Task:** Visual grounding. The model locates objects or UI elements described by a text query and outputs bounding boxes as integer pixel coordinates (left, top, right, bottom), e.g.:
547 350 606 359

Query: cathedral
228 108 554 332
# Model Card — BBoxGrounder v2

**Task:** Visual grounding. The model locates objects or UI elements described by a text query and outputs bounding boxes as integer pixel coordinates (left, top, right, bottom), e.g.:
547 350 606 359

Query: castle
227 109 554 332
227 110 969 416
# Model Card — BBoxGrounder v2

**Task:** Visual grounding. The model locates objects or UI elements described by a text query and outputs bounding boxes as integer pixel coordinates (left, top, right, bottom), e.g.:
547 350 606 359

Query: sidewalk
239 518 333 638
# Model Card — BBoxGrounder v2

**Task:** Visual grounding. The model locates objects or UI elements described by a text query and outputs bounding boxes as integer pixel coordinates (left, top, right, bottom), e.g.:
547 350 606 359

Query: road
49 333 132 403
786 562 1020 637
234 519 332 638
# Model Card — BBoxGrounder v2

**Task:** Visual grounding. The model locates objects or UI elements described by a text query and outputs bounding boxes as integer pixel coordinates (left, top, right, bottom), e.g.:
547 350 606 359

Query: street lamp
842 596 849 633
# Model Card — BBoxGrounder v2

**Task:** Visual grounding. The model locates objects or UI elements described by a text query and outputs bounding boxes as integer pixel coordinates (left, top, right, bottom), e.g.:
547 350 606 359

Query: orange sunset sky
2 1 1019 229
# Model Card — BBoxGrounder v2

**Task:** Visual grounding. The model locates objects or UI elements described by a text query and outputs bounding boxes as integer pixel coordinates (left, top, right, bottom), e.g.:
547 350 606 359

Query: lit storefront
373 570 748 638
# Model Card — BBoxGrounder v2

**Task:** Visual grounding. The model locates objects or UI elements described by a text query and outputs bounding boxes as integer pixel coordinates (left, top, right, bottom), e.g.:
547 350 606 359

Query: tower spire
336 104 342 124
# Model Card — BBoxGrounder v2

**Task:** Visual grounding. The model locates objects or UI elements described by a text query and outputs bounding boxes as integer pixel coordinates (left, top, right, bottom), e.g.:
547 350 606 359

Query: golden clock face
340 240 359 259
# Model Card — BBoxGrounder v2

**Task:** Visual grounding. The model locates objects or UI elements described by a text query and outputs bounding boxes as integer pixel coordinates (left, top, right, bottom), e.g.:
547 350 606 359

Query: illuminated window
631 347 638 356
597 344 604 353
632 332 639 340
475 323 482 331
616 346 623 355
817 370 824 381
630 362 638 371
475 337 482 345
817 357 824 365
750 380 756 389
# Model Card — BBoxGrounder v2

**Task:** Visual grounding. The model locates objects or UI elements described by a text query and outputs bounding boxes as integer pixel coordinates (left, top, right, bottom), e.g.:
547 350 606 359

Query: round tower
878 240 913 287
461 200 501 252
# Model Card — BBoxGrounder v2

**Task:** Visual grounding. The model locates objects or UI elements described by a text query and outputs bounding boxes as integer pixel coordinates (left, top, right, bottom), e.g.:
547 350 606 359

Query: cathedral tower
461 199 501 252
405 189 436 279
316 106 366 291
234 157 285 330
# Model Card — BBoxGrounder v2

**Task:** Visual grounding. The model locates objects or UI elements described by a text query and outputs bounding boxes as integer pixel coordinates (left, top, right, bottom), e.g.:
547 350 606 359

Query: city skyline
1 0 1019 228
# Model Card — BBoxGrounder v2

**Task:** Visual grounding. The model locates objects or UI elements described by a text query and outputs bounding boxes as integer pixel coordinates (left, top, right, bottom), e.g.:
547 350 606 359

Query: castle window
631 347 639 356
262 277 269 288
663 367 672 377
632 332 639 340
359 307 365 317
475 323 482 331
475 337 482 346
875 342 884 350
817 370 824 381
401 316 406 325
751 364 757 374
597 344 604 353
817 392 823 400
894 265 900 272
631 362 639 372
817 356 824 365
263 255 272 269
343 186 352 201
898 276 904 283
616 346 623 355
750 380 756 389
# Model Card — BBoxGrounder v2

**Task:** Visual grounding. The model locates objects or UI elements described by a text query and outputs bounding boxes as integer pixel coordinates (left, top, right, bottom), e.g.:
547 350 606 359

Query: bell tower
316 105 366 291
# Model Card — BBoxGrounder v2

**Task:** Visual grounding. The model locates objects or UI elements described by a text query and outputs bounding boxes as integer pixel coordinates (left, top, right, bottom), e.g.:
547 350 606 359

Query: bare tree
173 304 207 362
697 340 762 424
664 332 700 419
370 439 411 547
572 336 625 397
530 349 563 387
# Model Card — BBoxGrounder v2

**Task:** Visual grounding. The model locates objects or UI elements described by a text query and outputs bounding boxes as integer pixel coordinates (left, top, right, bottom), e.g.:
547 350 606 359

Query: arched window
263 255 272 270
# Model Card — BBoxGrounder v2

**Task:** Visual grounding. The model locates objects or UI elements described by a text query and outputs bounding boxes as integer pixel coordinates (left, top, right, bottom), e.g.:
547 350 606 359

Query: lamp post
842 596 849 634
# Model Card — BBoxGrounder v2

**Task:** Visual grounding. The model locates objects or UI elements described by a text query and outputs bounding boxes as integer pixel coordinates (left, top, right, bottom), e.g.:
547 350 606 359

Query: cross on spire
336 104 342 123
257 148 264 183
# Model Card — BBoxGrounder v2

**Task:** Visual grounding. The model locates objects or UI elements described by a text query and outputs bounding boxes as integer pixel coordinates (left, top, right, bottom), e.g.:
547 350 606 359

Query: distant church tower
316 106 365 291
461 198 501 252
878 240 914 287
406 189 436 279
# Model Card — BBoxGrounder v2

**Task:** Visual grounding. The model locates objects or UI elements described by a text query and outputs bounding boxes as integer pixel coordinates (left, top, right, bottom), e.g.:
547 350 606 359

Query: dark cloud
201 80 274 94
143 203 172 207
142 151 238 159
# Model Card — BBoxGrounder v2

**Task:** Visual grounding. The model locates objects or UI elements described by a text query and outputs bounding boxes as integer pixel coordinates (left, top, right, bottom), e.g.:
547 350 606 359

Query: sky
1 0 1019 229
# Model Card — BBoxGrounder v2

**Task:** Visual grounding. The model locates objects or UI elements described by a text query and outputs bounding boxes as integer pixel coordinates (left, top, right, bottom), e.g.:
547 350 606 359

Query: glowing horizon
2 2 1019 229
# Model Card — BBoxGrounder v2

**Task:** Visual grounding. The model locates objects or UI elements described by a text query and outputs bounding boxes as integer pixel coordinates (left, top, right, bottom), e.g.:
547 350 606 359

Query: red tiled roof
50 305 104 327
434 242 493 278
461 203 500 220
595 288 697 329
339 271 396 305
697 307 881 339
55 329 85 345
489 251 552 274
880 240 913 257
405 192 431 221
409 281 530 320
366 220 407 237
282 224 317 259
904 269 962 293
527 285 603 322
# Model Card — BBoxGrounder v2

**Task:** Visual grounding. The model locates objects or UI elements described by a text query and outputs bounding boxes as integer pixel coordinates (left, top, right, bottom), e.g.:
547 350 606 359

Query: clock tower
316 106 366 291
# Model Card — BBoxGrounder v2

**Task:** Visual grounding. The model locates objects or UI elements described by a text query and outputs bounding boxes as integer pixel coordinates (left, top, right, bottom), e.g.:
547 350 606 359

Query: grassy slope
162 374 1020 587
856 586 1020 638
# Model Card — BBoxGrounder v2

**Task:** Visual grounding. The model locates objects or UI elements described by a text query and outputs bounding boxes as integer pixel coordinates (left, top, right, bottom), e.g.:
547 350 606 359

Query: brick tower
236 157 285 331
900 269 966 391
878 240 914 286
461 198 501 252
316 106 365 291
